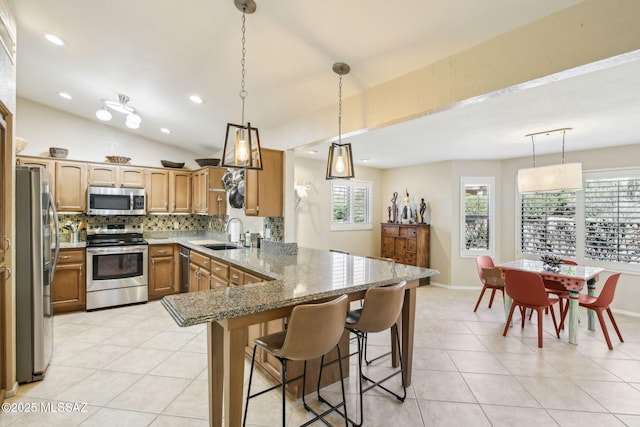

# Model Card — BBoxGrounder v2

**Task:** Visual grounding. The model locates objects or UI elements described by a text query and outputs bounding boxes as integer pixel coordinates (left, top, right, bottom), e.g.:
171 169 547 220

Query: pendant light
517 128 582 193
326 62 354 179
221 0 263 170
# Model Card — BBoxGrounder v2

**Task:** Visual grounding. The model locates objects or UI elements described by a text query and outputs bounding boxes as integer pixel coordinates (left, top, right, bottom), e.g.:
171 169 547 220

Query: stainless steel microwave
87 186 146 215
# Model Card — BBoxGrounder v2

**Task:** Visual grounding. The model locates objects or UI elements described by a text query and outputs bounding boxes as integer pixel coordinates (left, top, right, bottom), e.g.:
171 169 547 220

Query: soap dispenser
244 230 251 247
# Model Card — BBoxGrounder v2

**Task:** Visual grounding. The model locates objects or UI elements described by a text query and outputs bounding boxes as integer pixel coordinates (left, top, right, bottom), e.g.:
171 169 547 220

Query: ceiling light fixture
44 34 65 46
326 62 354 179
160 128 171 134
518 127 582 193
58 92 72 100
189 95 204 104
95 94 142 130
221 0 263 170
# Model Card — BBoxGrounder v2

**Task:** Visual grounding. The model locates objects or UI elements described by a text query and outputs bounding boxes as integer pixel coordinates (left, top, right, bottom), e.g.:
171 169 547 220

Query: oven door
86 245 148 292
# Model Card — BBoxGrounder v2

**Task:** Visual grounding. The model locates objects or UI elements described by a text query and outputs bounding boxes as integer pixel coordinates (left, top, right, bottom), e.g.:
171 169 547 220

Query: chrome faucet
225 217 243 242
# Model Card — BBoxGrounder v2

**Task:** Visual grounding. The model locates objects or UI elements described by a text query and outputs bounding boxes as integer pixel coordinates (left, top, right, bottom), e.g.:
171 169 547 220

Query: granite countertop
161 245 439 327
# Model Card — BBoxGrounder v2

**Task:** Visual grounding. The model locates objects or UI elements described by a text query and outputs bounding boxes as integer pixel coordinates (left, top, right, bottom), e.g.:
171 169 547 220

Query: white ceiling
10 0 640 168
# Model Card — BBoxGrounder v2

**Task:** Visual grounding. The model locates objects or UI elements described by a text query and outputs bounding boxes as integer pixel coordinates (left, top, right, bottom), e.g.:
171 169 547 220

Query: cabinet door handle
59 255 71 260
4 236 10 251
151 259 155 268
3 267 11 280
156 250 167 254
231 274 239 279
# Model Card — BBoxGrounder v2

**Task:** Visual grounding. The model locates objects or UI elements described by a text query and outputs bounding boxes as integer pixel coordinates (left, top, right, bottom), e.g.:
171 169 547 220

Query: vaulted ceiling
10 0 640 168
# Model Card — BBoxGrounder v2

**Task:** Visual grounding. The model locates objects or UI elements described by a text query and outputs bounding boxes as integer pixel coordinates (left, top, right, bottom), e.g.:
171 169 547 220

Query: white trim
460 176 495 258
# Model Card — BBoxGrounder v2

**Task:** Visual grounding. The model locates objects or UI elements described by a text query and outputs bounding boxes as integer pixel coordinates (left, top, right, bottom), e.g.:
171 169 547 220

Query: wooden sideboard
380 223 430 284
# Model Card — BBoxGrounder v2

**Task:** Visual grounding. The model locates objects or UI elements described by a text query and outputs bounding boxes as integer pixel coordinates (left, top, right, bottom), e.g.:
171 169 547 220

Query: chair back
350 281 406 333
482 268 504 287
277 294 349 361
593 273 621 307
504 270 550 306
476 256 495 285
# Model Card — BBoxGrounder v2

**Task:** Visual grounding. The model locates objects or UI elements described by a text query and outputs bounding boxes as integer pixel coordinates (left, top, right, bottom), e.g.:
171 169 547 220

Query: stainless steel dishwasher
179 246 190 293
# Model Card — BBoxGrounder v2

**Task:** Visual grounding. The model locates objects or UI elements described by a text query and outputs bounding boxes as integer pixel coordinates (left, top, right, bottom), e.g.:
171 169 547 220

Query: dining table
162 244 439 427
497 259 605 345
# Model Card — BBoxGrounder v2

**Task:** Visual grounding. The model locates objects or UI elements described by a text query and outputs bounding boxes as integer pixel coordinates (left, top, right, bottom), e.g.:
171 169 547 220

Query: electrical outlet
173 222 179 230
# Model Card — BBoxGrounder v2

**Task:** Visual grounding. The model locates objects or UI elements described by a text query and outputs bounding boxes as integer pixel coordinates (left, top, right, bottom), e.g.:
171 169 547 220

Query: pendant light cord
239 11 248 125
530 135 536 167
338 74 343 144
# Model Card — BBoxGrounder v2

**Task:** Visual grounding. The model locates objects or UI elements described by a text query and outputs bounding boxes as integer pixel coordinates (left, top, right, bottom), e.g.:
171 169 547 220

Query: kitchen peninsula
161 244 438 427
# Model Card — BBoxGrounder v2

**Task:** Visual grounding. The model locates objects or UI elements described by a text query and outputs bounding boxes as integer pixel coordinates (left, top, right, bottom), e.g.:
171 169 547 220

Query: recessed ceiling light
189 95 204 104
359 158 371 163
44 34 65 46
58 92 72 100
160 128 171 134
307 150 318 154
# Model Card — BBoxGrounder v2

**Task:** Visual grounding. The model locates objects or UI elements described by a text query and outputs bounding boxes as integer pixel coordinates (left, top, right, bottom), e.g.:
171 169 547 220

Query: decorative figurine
391 192 399 223
401 190 411 223
419 198 426 224
387 206 392 223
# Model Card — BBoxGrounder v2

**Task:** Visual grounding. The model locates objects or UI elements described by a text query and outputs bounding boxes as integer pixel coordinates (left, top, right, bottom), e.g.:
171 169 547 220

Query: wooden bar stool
243 294 350 427
319 281 407 427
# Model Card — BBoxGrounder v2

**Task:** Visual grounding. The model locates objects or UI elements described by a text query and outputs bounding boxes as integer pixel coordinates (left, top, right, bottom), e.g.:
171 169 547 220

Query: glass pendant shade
326 142 354 179
518 162 583 193
221 122 263 170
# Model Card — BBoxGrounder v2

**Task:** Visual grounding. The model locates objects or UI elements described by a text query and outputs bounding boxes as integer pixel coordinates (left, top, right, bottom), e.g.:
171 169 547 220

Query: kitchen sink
201 243 244 250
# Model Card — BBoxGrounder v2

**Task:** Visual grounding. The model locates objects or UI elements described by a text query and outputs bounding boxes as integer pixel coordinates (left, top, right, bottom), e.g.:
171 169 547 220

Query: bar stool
243 294 350 427
319 281 407 427
363 255 396 364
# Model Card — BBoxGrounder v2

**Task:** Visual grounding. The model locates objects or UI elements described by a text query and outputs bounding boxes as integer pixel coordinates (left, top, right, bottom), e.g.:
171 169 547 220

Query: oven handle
86 245 149 255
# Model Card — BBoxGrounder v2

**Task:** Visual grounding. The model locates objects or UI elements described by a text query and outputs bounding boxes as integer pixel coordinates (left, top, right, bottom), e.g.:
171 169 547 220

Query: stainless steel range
86 223 148 310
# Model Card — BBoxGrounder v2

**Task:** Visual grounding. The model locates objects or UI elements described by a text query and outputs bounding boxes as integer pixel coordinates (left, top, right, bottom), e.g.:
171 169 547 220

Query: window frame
330 179 373 231
460 176 495 258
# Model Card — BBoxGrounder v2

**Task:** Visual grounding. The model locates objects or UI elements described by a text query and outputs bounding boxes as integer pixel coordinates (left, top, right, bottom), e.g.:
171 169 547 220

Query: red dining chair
474 256 505 312
530 259 576 328
503 270 560 348
562 273 623 350
544 260 576 323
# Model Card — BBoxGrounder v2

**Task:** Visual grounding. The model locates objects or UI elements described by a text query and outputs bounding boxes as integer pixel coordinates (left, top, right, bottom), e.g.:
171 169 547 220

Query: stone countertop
59 241 86 249
161 246 439 327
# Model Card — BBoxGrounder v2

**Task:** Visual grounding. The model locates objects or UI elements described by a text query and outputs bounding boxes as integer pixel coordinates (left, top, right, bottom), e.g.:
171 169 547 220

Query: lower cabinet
52 248 86 313
149 244 178 299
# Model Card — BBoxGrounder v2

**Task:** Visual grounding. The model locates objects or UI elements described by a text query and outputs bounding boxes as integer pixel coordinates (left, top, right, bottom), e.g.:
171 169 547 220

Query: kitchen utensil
229 188 244 209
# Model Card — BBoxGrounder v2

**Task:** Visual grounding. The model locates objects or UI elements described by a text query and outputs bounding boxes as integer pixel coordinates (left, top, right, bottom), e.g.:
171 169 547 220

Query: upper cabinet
146 168 169 213
193 167 226 216
169 170 192 213
245 148 283 217
55 161 87 212
16 156 56 198
88 163 145 188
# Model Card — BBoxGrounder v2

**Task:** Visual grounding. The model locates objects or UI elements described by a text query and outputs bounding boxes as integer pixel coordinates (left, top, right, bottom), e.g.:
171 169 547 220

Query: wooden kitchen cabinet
148 244 177 299
381 223 430 284
52 248 86 313
169 170 192 213
146 168 169 213
16 156 56 198
244 148 283 217
89 164 146 188
55 161 87 212
192 167 226 216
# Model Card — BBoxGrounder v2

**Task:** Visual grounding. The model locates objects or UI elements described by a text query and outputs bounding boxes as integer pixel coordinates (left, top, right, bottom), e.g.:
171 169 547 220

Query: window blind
520 191 576 256
331 180 372 229
585 178 640 263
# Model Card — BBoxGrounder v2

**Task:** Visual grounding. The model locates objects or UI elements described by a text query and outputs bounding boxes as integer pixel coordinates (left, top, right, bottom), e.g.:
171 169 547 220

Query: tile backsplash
58 214 283 242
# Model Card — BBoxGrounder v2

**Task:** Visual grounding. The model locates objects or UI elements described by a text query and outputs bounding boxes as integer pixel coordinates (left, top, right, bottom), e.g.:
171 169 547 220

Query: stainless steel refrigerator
15 166 59 383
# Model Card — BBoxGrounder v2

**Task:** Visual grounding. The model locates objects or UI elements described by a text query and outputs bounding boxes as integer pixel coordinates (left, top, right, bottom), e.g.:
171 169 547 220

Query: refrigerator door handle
48 192 60 281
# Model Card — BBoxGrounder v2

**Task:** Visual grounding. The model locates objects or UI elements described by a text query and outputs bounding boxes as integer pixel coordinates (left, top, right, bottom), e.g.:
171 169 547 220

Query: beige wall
293 156 383 255
16 98 203 169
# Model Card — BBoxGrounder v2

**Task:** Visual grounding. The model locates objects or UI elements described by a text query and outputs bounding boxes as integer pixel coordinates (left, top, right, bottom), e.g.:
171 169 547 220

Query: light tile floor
1 286 640 426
